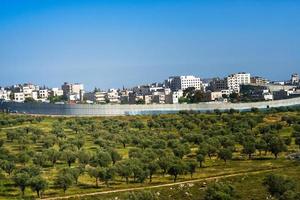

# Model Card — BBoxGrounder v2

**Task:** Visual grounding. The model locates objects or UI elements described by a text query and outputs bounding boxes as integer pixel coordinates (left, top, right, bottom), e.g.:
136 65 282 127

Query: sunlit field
0 107 300 199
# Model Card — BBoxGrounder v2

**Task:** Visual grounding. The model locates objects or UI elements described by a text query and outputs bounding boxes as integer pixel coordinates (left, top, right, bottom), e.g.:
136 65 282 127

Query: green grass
69 163 300 200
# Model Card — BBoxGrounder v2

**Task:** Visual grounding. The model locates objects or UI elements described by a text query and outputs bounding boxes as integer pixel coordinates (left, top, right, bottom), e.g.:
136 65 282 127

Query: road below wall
1 97 300 116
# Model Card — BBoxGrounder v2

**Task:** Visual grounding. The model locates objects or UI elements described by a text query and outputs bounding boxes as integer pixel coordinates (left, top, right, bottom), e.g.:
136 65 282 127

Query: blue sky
0 0 300 90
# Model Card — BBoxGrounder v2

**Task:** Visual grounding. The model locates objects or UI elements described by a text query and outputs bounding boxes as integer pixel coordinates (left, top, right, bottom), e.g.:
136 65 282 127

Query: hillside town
0 72 299 105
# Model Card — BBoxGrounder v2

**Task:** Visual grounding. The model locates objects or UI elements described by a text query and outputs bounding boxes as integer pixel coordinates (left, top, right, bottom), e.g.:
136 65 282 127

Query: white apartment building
204 91 223 101
22 86 33 98
51 88 64 96
152 93 166 104
166 90 184 104
94 91 107 104
291 73 299 84
106 89 120 104
168 75 202 91
0 89 10 101
143 95 152 104
32 91 38 101
62 82 84 96
227 72 251 93
38 89 49 99
72 83 84 94
14 92 25 102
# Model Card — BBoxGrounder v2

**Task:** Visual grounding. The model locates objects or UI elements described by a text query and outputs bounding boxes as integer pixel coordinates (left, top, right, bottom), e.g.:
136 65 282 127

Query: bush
204 182 237 200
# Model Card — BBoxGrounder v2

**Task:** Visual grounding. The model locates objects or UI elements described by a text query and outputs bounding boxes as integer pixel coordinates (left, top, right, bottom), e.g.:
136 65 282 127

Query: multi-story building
62 82 72 97
167 75 202 91
0 88 10 101
291 73 299 85
106 89 120 104
51 88 64 97
62 82 84 96
209 78 228 91
165 90 184 104
61 82 84 101
22 86 33 99
94 91 107 104
32 91 38 101
250 76 269 85
132 85 151 96
227 72 251 93
152 92 166 104
38 89 49 99
72 83 84 94
143 95 152 104
14 92 25 102
204 91 223 101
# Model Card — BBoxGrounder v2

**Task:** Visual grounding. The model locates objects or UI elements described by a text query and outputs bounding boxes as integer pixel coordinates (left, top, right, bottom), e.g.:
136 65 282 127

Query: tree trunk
96 178 98 188
174 175 177 182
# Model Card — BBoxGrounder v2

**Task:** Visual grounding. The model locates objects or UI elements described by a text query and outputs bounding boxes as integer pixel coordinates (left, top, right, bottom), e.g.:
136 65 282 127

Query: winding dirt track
42 167 280 200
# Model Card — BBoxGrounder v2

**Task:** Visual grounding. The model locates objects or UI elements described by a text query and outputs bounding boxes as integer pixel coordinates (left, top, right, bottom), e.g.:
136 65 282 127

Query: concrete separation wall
1 97 300 116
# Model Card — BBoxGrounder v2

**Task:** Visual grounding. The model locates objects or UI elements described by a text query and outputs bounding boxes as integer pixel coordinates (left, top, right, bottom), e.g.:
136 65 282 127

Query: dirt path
42 167 279 200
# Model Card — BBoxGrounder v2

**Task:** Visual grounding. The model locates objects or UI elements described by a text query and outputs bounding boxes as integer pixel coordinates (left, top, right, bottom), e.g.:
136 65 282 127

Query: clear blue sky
0 0 299 90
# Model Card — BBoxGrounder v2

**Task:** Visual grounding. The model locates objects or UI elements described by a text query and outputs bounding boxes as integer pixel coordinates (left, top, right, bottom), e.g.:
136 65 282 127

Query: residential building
83 92 95 103
120 95 129 104
167 75 202 91
62 82 84 96
291 73 299 85
132 85 151 95
72 83 84 94
227 72 251 93
0 88 10 101
106 89 120 104
61 82 84 101
152 92 166 104
204 91 223 101
209 78 228 91
32 91 38 101
94 91 107 104
167 90 184 104
14 92 25 102
38 89 49 99
129 93 144 104
22 86 34 99
250 76 269 85
51 88 64 96
143 95 152 104
62 82 72 97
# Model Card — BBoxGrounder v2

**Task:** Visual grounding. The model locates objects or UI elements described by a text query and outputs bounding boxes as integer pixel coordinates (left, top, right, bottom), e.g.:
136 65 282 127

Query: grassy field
71 163 300 200
0 110 299 199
